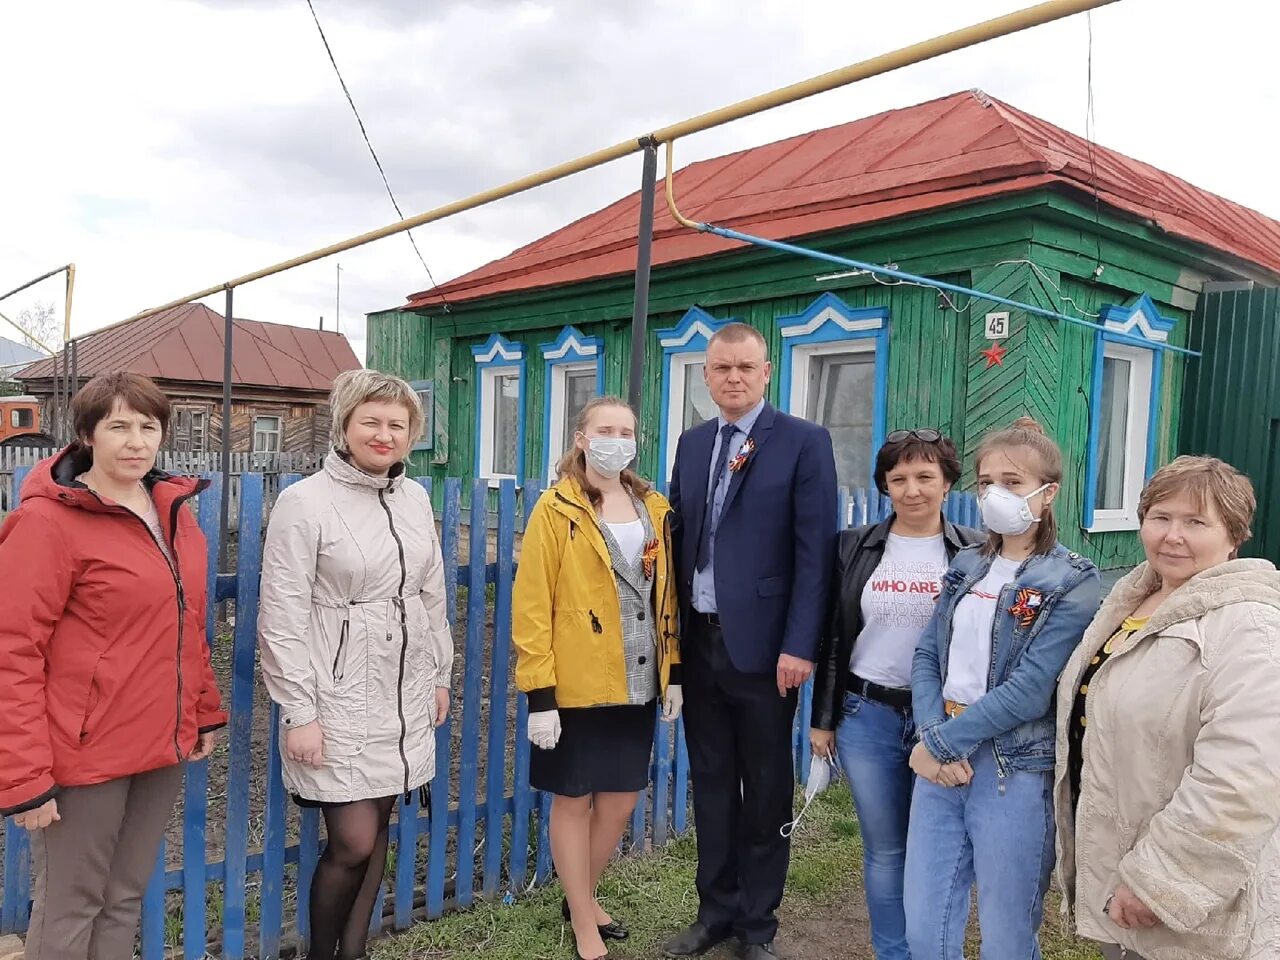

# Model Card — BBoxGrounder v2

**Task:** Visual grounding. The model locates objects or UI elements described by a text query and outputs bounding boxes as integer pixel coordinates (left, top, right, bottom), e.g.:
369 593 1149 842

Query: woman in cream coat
258 370 453 960
1054 456 1280 960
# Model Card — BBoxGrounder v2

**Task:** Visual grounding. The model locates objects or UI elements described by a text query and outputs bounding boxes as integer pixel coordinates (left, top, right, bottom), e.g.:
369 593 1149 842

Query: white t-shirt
942 555 1021 705
606 518 645 563
849 533 948 688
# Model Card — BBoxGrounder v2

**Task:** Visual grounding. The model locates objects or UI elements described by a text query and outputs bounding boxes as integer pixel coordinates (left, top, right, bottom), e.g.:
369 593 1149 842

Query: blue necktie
695 422 739 572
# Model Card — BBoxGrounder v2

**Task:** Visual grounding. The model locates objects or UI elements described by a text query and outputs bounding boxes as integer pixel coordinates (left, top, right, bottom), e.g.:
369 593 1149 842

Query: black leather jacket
810 513 985 730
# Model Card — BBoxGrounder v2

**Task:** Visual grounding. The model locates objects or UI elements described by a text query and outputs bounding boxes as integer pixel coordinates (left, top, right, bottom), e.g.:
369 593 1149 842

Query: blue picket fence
0 468 979 958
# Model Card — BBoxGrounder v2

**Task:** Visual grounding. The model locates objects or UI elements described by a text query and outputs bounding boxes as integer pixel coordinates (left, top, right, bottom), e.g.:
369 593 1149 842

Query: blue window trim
776 292 890 490
539 326 605 482
656 306 729 482
471 333 526 481
408 379 434 452
1082 294 1175 530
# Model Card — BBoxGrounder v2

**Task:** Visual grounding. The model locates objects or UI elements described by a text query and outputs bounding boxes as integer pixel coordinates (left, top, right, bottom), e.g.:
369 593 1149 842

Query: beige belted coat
1053 560 1280 960
257 452 453 803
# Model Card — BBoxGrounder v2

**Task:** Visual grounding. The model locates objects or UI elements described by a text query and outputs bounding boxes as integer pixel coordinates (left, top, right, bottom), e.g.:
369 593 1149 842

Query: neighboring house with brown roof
17 303 361 456
368 90 1280 569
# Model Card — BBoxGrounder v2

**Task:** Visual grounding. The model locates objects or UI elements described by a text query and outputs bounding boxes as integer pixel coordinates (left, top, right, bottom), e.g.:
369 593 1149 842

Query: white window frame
656 306 729 482
547 361 598 482
253 415 282 454
1086 342 1154 533
788 340 878 418
665 352 712 481
540 326 603 483
472 333 527 486
777 293 889 492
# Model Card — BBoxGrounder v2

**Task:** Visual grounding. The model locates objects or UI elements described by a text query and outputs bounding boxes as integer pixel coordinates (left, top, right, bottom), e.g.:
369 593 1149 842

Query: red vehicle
0 396 54 448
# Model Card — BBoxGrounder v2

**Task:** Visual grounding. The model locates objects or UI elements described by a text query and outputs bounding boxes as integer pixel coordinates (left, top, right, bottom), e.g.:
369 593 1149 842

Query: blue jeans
903 744 1055 960
834 692 915 960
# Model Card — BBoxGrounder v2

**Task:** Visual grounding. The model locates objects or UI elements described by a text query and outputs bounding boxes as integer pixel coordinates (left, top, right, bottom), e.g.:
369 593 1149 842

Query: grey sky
2 0 1276 363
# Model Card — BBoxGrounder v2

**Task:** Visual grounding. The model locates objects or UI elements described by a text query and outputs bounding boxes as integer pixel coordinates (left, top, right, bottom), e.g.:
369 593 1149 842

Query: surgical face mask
781 753 835 837
981 482 1050 536
583 435 636 478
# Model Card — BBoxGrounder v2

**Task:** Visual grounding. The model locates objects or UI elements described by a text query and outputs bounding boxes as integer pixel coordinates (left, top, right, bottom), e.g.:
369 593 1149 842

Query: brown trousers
24 763 185 960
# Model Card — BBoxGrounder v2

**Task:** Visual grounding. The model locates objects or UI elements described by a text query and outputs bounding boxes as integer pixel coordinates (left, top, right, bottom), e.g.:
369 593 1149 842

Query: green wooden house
368 90 1280 569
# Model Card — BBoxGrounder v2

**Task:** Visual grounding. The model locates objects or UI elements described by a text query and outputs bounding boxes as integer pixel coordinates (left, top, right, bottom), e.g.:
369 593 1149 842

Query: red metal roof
18 303 360 391
405 90 1280 308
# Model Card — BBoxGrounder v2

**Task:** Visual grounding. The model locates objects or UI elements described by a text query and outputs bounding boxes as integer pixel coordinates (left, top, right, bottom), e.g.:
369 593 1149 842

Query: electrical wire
304 0 450 310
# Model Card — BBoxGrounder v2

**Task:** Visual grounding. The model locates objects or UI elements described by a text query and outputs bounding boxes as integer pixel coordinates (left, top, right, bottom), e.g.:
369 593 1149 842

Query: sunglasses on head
886 428 943 444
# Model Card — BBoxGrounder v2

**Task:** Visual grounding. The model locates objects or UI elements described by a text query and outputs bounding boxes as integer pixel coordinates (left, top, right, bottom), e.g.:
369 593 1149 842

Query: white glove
528 710 561 750
662 684 683 722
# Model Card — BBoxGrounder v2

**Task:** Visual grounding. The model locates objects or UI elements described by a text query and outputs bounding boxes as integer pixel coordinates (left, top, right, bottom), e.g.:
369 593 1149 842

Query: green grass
371 783 1098 960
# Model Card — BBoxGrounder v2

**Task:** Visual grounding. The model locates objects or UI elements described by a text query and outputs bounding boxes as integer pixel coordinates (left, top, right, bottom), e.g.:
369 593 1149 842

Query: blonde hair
328 369 425 452
1139 455 1255 548
555 395 652 508
975 416 1063 556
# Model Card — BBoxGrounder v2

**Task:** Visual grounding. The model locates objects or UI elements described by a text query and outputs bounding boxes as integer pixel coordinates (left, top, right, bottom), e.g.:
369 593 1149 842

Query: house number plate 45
984 311 1011 340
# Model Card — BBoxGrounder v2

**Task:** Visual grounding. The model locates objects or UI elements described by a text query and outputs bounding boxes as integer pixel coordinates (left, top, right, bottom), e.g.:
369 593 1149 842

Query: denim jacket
911 542 1101 775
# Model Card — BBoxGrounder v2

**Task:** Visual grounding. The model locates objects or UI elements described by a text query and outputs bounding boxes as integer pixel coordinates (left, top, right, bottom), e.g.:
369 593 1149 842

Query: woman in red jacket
0 372 226 960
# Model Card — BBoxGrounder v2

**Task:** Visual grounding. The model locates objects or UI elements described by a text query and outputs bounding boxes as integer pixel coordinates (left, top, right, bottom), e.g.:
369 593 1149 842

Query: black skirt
530 701 656 797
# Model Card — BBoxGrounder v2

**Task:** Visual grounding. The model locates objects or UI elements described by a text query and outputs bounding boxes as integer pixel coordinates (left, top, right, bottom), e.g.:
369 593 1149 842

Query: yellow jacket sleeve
512 495 561 711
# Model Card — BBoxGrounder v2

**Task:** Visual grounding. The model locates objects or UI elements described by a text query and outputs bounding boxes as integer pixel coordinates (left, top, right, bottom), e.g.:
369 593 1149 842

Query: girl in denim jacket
904 417 1101 960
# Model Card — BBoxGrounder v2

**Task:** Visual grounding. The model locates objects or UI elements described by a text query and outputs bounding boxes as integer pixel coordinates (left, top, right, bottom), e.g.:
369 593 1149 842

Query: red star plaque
980 342 1007 367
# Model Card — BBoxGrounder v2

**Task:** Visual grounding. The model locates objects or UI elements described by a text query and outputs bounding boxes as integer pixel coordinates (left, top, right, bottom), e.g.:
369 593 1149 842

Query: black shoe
738 942 779 959
663 921 732 957
561 897 630 941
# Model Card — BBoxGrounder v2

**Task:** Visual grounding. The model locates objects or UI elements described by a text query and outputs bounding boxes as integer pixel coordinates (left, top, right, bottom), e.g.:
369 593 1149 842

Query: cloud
1 0 1276 372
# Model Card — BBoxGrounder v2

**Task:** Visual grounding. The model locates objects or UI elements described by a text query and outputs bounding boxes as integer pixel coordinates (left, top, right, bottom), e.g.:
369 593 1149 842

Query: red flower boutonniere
728 437 756 474
641 538 660 580
1009 587 1044 630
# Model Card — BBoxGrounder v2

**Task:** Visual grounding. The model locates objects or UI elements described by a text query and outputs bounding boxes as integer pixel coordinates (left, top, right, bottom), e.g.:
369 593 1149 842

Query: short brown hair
975 416 1064 556
708 322 767 354
1139 455 1255 547
72 372 171 440
874 431 961 494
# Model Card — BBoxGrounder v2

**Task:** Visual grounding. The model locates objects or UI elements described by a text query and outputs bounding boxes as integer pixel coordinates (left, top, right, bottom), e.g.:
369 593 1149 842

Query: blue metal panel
258 471 302 959
673 717 690 835
483 481 517 895
652 713 672 847
454 480 488 906
426 481 459 920
222 472 264 960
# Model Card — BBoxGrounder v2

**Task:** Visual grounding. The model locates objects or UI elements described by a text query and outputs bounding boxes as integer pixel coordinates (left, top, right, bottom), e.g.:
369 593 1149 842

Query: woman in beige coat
1054 456 1280 960
258 370 453 960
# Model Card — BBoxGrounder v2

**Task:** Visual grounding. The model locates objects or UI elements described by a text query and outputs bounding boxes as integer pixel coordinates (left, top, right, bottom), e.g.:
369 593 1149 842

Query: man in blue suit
663 323 837 959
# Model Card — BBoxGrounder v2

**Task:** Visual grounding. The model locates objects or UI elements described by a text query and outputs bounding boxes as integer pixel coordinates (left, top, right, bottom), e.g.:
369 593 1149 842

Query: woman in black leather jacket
809 430 982 960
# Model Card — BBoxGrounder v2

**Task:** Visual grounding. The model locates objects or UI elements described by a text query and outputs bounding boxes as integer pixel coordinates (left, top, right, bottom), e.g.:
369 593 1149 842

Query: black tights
308 796 397 960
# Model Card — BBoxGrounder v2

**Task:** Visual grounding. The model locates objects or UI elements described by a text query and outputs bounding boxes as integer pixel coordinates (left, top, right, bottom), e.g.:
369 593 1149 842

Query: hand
13 799 59 832
434 687 450 728
188 730 218 761
909 742 943 783
527 710 561 750
662 685 683 723
285 721 325 769
776 654 814 697
936 760 973 788
809 728 835 760
1108 884 1160 930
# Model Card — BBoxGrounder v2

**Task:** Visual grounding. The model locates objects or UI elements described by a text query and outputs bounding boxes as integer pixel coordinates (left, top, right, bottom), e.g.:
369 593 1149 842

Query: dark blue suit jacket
669 403 838 674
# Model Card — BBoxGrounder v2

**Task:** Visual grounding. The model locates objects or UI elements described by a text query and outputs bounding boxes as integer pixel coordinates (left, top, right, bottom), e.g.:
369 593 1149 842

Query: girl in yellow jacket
513 395 682 960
